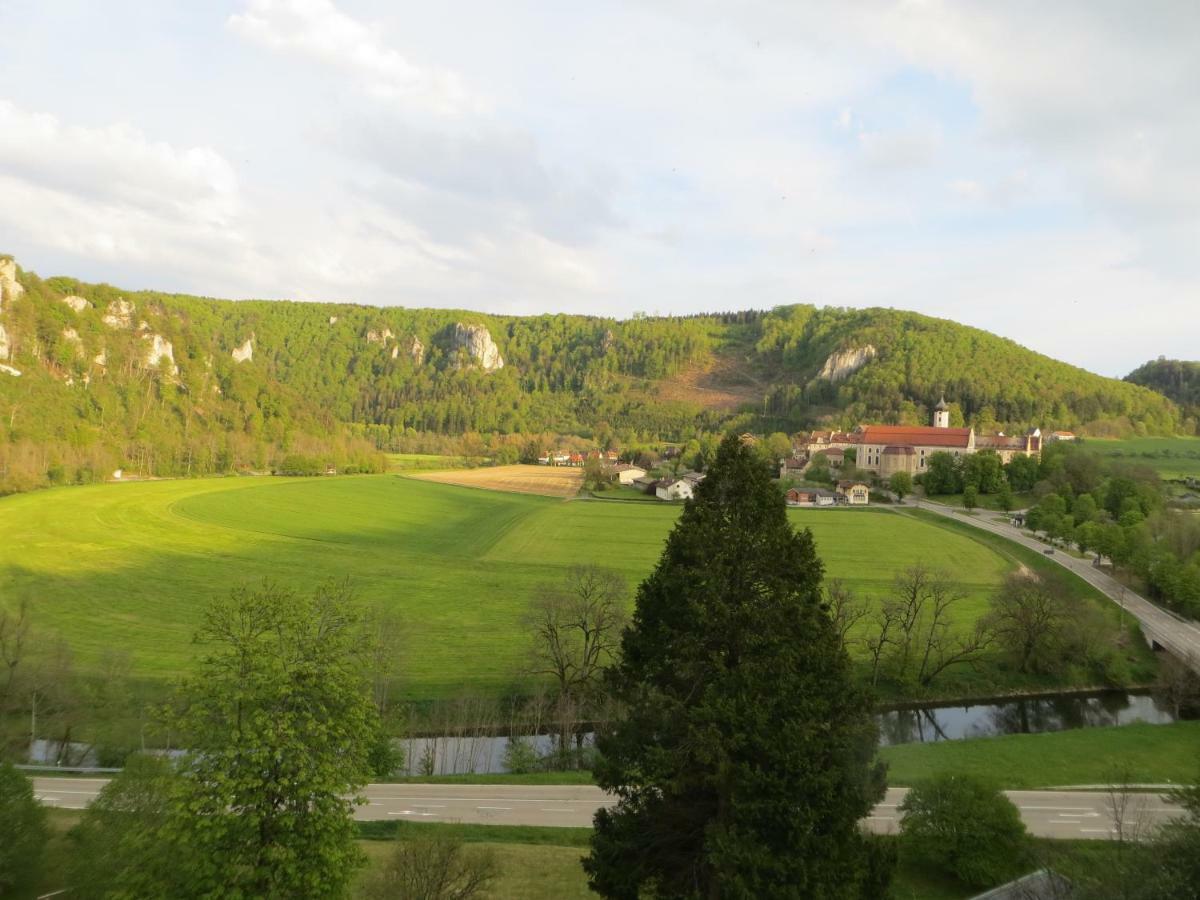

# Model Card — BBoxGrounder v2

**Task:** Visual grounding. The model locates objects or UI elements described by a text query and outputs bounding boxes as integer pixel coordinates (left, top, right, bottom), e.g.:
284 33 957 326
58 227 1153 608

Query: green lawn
3 475 1017 699
881 721 1200 789
384 452 474 471
1082 436 1200 480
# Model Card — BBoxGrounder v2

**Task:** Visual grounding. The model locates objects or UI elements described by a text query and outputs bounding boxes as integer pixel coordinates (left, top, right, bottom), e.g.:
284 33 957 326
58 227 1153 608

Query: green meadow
0 474 1089 698
1082 435 1200 480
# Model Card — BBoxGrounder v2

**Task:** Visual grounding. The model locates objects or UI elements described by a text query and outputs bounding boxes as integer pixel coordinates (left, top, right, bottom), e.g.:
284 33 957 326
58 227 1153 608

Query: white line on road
540 808 577 813
477 806 511 811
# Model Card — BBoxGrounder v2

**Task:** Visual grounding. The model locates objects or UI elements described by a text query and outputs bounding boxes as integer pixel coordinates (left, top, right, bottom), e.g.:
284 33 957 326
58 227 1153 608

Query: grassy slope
4 475 1009 698
882 721 1200 788
1083 436 1200 480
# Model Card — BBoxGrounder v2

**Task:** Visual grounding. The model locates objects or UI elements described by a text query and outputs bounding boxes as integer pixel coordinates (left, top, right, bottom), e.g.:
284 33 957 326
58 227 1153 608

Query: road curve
912 500 1200 669
32 779 1184 840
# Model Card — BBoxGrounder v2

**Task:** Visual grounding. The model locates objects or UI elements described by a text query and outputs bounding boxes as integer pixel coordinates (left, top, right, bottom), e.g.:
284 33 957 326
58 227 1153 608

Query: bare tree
525 565 627 760
864 603 901 687
361 607 405 719
0 597 32 710
885 565 993 688
985 571 1072 674
824 579 867 647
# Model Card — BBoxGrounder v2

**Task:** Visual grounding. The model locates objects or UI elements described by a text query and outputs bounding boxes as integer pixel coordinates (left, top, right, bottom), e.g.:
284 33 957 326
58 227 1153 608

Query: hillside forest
0 255 1188 494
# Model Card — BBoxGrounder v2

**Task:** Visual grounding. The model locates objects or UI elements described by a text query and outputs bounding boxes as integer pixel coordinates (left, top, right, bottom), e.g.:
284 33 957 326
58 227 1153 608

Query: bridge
915 500 1200 673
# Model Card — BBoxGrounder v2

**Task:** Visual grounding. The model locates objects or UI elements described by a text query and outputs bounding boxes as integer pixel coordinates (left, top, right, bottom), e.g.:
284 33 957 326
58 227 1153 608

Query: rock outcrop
103 299 135 329
453 323 503 371
0 323 9 360
62 295 91 312
0 258 23 306
232 336 254 363
366 327 394 345
407 336 424 365
62 328 84 356
818 345 877 382
0 363 20 377
93 348 107 368
142 333 177 374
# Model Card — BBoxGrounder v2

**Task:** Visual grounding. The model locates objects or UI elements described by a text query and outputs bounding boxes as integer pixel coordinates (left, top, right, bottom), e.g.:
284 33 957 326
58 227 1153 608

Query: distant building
836 481 870 505
786 487 838 507
797 396 1041 476
1046 430 1076 442
655 478 695 501
779 457 807 479
609 464 647 485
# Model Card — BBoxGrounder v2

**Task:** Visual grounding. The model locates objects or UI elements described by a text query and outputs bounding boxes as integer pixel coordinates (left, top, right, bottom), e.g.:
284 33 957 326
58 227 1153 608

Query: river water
398 690 1183 776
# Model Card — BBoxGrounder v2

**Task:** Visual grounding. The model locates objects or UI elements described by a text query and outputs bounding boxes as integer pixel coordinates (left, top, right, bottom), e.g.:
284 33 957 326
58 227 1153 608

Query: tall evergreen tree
584 434 888 899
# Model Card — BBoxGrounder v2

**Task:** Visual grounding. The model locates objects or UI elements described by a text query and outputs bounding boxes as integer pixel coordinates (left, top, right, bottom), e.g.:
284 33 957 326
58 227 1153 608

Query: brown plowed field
409 464 583 498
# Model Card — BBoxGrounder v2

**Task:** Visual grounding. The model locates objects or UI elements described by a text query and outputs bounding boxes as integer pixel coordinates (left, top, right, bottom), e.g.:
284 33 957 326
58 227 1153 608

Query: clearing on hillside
410 464 582 497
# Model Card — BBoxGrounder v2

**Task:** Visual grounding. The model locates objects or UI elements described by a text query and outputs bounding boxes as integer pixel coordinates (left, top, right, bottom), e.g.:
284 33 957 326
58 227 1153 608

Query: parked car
1043 548 1055 555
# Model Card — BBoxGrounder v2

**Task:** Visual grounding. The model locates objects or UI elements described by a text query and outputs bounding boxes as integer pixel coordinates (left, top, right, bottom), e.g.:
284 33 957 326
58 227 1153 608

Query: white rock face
62 295 91 312
0 363 20 377
103 299 135 329
142 333 177 374
93 348 107 367
818 345 877 382
0 258 23 306
453 323 503 371
232 336 254 363
407 336 424 364
62 327 84 356
0 323 9 360
329 315 338 325
366 327 394 344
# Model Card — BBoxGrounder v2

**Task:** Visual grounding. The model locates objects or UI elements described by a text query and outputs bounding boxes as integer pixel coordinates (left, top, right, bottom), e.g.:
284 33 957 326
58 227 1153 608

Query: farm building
778 457 807 479
786 487 838 507
656 478 694 501
608 463 647 485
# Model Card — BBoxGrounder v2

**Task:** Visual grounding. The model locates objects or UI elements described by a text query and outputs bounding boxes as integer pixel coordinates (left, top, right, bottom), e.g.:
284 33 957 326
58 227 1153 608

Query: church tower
933 396 950 429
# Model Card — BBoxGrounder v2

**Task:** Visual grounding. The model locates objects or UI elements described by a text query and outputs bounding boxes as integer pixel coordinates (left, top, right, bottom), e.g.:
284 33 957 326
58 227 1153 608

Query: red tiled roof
859 425 972 449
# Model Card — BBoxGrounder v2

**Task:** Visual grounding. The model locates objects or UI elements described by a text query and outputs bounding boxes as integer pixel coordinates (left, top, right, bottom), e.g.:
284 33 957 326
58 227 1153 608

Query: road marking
477 806 511 811
1019 806 1094 811
1081 828 1117 834
540 808 577 813
865 816 895 821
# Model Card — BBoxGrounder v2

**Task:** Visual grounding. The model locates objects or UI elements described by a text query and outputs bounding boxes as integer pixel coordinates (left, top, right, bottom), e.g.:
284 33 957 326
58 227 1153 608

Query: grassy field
2 474 1020 698
881 721 1200 789
384 452 474 471
1082 436 1200 480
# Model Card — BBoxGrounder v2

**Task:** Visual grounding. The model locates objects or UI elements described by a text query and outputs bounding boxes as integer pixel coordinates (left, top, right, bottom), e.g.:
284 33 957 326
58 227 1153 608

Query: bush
502 735 541 774
274 454 326 476
360 834 498 900
899 773 1029 888
0 762 49 896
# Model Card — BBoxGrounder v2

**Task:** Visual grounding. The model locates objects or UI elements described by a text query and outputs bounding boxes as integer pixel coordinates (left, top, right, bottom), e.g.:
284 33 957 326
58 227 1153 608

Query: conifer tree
584 433 888 899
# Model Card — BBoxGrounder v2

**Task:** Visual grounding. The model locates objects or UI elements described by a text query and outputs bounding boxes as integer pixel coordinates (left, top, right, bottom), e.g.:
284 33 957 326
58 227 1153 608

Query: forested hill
1126 358 1200 423
0 255 1183 492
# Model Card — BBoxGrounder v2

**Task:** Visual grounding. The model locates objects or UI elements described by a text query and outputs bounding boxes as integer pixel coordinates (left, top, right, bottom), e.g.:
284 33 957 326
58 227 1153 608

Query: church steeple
933 396 950 429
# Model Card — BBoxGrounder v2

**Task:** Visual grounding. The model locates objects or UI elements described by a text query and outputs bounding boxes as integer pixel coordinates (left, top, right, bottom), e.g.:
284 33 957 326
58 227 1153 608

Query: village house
797 397 1041 476
656 477 695 501
778 457 807 479
1046 430 1076 442
836 480 870 505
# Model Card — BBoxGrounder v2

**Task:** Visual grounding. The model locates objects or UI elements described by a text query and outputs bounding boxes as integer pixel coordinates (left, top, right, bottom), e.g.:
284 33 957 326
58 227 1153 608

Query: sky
0 1 1197 377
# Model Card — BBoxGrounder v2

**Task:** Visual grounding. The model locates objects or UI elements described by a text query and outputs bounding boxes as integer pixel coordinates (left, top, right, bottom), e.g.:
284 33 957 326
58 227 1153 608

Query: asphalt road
32 779 1184 840
915 499 1200 668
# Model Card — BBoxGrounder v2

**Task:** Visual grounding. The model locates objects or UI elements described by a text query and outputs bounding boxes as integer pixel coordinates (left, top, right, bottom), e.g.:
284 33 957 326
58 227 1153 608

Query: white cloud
227 0 475 115
0 100 239 226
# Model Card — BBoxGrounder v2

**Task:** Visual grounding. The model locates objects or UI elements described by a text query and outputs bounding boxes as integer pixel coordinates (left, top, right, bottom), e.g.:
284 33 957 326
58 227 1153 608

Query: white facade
656 479 694 501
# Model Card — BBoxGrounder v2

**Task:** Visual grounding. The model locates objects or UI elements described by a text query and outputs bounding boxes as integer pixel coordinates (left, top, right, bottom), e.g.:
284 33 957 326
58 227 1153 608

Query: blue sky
0 0 1196 376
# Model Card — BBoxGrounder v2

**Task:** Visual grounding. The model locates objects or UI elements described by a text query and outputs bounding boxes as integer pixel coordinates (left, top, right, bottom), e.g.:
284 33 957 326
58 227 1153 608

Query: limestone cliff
0 258 23 306
232 335 254 363
103 299 135 329
0 323 9 360
62 295 91 312
818 345 877 382
453 323 503 371
142 333 177 374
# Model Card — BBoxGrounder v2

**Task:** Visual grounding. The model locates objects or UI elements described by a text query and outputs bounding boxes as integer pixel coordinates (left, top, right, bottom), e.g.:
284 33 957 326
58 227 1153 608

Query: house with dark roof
836 480 870 505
